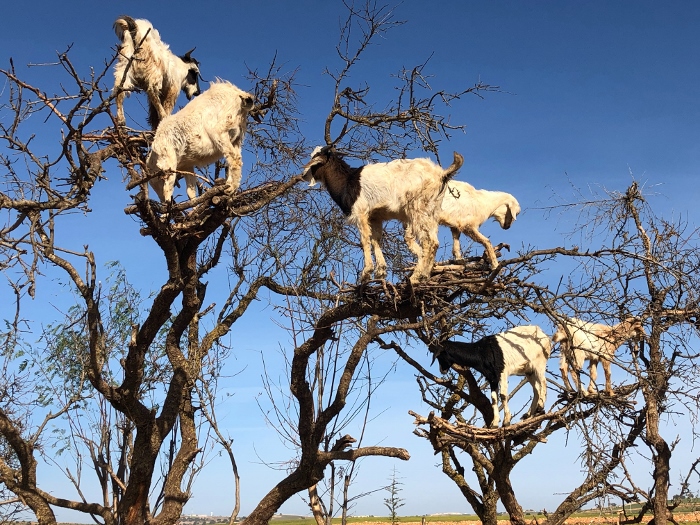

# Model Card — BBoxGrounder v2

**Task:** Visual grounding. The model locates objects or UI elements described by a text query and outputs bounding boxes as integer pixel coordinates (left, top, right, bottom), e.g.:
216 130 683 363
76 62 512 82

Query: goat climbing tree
0 3 494 525
2 4 700 525
395 183 700 525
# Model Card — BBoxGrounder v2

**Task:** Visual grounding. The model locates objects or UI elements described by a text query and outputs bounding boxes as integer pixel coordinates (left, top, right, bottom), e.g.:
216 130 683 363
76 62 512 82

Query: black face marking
184 68 202 98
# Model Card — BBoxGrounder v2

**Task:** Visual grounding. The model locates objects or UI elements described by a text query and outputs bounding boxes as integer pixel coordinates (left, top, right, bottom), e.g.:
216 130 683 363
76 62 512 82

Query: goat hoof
409 272 428 285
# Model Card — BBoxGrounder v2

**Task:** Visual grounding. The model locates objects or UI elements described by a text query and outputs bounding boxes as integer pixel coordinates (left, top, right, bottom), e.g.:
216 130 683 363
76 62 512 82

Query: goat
113 16 202 129
303 146 463 284
552 317 645 396
440 181 520 269
431 325 551 427
146 79 255 203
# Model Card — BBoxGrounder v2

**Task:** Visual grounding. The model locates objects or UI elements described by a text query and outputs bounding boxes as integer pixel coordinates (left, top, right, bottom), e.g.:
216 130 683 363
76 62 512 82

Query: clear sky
2 0 700 521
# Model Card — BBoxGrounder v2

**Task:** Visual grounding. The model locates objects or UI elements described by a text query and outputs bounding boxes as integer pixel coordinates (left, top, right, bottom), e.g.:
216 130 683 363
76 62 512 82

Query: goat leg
224 153 243 193
465 227 499 270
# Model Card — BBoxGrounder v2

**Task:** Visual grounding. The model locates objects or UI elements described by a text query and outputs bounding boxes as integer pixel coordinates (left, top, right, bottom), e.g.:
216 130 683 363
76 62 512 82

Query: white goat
303 146 463 284
146 79 255 203
113 16 202 129
552 317 645 396
440 181 521 269
431 325 551 427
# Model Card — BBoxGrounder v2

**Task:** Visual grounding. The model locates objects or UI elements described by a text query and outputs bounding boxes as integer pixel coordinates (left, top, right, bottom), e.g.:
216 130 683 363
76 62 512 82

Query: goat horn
183 47 196 59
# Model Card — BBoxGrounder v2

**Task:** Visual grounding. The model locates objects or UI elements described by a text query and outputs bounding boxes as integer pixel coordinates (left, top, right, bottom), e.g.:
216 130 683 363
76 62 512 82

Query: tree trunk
645 327 671 525
243 465 325 525
119 423 160 525
439 446 499 525
480 492 500 525
309 484 326 525
493 445 524 525
341 473 351 525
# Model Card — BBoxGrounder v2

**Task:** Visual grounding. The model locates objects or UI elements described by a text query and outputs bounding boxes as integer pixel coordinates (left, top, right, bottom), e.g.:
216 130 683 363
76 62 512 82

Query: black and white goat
113 16 202 129
146 79 255 202
303 146 463 284
432 325 551 427
440 181 521 269
553 317 645 396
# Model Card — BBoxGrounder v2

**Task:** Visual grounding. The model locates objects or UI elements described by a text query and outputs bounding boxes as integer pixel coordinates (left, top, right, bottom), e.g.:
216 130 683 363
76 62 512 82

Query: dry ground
349 515 700 525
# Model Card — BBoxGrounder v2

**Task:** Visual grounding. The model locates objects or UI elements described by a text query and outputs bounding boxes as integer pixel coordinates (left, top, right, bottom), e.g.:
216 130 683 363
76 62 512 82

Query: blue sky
2 0 700 521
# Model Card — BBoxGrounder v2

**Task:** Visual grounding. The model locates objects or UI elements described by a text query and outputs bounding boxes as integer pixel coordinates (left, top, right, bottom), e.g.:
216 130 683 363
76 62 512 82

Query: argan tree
5 3 696 525
0 3 497 525
0 42 300 525
402 182 700 525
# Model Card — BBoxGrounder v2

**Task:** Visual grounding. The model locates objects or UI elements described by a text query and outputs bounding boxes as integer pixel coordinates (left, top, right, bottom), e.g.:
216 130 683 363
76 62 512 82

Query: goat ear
501 205 514 229
302 170 319 187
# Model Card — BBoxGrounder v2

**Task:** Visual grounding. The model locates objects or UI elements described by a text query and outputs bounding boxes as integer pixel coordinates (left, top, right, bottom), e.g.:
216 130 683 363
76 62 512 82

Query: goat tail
441 151 464 183
147 103 161 131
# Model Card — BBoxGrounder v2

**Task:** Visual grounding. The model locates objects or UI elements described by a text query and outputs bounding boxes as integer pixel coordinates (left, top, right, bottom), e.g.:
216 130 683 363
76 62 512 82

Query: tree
0 3 496 525
3 4 697 525
403 182 700 525
383 467 405 525
0 30 299 525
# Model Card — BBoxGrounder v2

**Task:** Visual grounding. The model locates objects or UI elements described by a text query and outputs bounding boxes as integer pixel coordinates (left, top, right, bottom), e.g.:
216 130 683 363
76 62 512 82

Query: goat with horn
113 16 203 129
302 146 463 284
